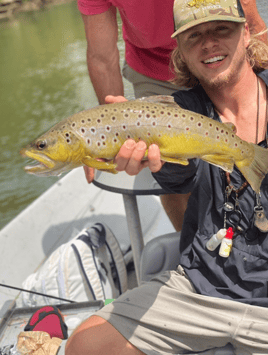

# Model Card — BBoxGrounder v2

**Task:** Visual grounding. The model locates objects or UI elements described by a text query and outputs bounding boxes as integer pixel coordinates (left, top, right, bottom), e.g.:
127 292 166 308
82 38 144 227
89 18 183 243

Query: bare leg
160 193 191 232
65 315 145 355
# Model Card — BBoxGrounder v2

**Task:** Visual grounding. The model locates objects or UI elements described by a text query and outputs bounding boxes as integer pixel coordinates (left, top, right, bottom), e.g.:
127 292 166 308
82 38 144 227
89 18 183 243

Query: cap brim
171 16 246 38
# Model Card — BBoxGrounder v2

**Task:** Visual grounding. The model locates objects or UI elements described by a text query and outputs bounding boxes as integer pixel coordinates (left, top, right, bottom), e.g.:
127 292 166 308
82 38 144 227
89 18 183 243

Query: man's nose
201 32 219 50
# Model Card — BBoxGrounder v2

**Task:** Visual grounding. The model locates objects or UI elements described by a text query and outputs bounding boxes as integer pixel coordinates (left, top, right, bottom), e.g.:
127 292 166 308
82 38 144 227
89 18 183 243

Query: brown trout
20 96 268 193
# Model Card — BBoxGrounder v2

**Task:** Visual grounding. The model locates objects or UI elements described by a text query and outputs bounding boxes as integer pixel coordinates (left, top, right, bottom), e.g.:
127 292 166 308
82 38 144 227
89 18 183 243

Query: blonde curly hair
171 28 268 88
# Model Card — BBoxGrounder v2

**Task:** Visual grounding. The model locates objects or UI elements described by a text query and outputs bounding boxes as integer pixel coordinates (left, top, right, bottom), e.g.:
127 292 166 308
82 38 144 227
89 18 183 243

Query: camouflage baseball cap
172 0 246 37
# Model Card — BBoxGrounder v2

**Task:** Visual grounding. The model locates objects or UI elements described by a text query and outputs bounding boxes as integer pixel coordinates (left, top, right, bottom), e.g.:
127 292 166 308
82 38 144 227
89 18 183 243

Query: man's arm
241 0 268 44
82 7 124 104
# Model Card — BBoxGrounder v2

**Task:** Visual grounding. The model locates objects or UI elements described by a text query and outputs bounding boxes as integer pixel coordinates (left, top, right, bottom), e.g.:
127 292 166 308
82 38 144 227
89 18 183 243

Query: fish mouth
20 148 60 176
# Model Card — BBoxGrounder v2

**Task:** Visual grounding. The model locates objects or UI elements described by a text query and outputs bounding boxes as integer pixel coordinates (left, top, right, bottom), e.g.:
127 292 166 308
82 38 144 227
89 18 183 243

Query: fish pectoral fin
160 155 189 166
82 156 118 174
202 154 234 172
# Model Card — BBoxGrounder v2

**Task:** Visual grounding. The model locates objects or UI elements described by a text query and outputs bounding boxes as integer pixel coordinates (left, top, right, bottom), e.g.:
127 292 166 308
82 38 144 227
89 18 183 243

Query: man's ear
180 52 186 63
176 37 186 62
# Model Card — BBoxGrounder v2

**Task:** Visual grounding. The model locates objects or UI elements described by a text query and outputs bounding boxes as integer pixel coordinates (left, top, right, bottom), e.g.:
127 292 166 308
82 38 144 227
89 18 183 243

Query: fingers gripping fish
20 96 268 193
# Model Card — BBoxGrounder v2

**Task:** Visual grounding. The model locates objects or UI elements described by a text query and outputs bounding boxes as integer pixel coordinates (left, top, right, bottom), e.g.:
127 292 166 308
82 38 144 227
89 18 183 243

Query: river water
0 1 134 229
0 1 267 229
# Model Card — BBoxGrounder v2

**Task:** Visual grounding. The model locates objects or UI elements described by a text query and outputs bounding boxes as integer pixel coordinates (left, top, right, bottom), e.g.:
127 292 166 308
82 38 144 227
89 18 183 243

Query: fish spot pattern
59 100 250 166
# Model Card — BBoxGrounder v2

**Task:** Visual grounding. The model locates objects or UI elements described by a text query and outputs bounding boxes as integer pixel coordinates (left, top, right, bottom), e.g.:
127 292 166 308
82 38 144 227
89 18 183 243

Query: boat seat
140 233 235 355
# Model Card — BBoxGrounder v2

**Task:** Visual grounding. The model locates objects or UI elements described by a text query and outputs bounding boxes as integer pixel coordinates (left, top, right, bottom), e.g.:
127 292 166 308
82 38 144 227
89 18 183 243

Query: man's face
178 21 250 89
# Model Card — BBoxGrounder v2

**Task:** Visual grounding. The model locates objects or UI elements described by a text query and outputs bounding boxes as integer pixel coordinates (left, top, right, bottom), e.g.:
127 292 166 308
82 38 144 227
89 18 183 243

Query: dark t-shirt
153 70 268 307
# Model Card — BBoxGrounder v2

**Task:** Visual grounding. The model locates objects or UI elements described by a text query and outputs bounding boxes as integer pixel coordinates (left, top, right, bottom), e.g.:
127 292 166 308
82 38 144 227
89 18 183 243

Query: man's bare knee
65 315 144 355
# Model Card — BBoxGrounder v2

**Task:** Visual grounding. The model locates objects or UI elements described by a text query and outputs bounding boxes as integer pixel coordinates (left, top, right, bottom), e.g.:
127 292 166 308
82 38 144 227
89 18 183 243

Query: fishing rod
0 283 76 304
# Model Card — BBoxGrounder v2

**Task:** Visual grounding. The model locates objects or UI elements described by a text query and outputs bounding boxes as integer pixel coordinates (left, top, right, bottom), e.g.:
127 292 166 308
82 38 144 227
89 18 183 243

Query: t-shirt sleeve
77 0 113 16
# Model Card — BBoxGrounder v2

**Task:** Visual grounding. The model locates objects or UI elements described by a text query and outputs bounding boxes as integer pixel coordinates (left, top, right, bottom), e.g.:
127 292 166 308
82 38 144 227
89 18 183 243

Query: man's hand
83 95 163 183
115 140 163 175
105 95 128 104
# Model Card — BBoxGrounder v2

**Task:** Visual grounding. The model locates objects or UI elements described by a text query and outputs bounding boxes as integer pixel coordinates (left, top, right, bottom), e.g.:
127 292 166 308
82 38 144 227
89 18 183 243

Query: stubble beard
188 48 248 91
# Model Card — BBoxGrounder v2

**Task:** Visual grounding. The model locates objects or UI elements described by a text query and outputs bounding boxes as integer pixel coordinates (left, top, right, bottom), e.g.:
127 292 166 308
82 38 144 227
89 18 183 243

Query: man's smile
203 55 227 64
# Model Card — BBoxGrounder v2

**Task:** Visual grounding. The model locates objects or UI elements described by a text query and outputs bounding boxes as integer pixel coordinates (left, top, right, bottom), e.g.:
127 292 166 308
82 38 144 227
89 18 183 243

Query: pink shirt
77 0 176 81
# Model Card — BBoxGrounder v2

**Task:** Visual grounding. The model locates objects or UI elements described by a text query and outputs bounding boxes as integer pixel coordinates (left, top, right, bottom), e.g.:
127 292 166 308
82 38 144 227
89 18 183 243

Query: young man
78 0 267 104
66 0 268 353
81 0 267 233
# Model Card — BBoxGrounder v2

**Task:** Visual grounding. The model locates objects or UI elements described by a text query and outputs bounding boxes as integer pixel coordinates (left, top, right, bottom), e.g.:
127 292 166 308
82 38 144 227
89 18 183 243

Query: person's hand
105 95 128 104
115 139 164 175
83 95 128 183
83 95 164 183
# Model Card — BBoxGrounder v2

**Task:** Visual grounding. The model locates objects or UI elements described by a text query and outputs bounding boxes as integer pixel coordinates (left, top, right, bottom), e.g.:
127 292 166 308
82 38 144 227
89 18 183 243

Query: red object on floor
24 306 68 339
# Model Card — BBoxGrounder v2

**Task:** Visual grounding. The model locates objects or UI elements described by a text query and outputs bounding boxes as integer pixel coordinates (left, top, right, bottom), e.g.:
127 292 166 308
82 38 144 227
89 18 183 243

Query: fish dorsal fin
138 95 179 108
223 122 237 133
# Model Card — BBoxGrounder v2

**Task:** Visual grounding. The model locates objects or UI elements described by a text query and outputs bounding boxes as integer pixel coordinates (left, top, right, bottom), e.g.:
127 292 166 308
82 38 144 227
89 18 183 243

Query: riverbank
0 0 74 20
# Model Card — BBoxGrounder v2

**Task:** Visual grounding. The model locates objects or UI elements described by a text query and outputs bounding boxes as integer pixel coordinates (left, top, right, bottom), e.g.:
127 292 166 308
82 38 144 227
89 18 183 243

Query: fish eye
36 140 47 150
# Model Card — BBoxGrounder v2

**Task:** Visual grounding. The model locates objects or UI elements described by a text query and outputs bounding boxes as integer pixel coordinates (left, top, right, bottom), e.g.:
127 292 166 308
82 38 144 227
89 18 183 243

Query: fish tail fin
236 144 268 193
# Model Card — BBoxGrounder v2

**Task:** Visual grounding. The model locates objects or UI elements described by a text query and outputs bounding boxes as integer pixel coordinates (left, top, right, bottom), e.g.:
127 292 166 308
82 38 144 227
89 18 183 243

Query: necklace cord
256 76 260 144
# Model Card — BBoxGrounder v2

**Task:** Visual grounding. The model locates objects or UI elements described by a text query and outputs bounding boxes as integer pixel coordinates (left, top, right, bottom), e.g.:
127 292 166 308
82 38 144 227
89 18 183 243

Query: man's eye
189 32 200 39
215 26 229 33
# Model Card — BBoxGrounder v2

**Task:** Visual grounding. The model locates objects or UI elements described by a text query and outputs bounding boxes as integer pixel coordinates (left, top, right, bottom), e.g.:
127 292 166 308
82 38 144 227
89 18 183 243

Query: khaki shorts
122 62 183 98
95 266 268 355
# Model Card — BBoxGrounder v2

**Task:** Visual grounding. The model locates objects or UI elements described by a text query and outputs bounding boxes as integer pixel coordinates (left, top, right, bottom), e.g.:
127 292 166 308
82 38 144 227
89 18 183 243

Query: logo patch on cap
172 0 246 37
187 0 220 8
